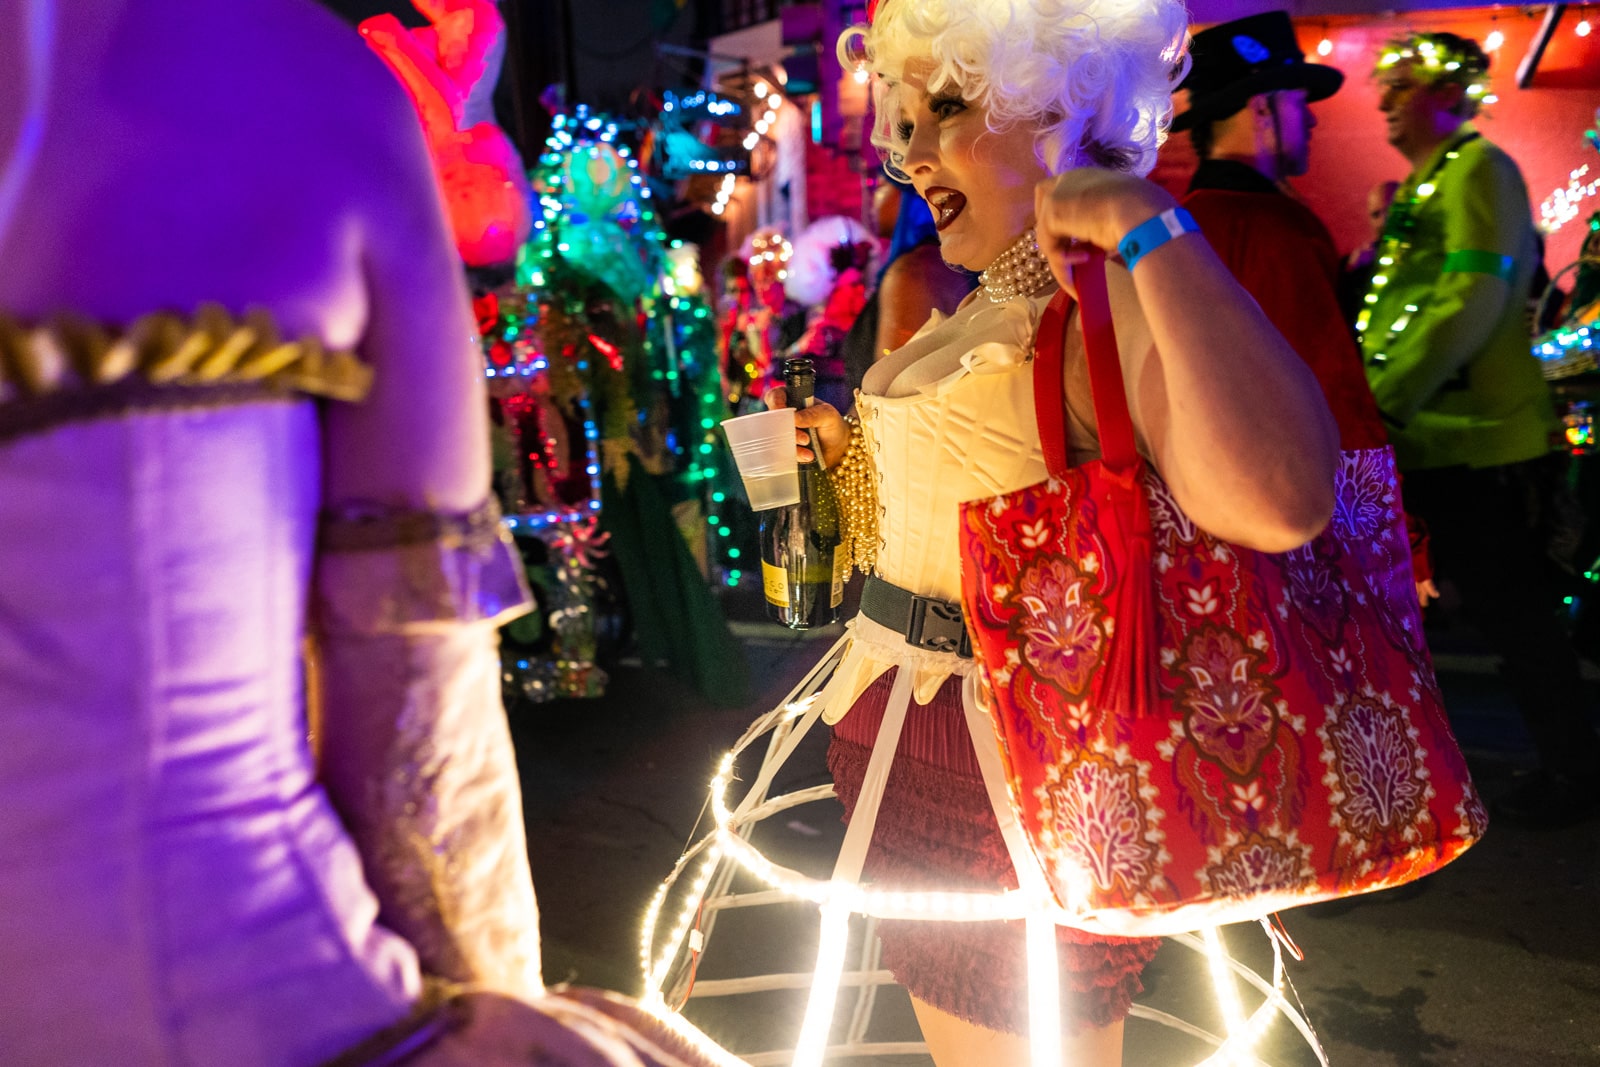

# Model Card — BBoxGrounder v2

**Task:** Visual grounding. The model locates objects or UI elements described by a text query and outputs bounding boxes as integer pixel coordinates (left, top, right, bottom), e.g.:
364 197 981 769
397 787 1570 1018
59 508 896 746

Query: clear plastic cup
721 408 800 511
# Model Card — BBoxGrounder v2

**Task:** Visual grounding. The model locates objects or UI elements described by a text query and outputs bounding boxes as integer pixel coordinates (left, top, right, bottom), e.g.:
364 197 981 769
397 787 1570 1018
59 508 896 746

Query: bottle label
762 561 788 607
830 547 845 608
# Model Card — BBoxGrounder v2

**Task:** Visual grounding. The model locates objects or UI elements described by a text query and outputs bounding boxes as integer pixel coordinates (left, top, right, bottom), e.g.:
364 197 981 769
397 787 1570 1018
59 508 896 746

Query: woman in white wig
767 0 1340 1062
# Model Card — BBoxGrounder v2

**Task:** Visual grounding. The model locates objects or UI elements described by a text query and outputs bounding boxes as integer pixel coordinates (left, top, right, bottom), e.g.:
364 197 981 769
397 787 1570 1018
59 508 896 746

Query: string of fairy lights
657 264 755 587
1532 113 1600 447
1354 170 1443 362
488 103 752 584
657 78 786 217
1357 36 1501 362
1541 165 1600 234
1375 33 1498 107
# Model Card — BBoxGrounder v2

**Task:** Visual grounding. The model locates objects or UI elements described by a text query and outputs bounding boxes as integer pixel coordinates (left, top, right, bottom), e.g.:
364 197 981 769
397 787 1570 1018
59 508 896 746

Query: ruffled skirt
828 669 1162 1036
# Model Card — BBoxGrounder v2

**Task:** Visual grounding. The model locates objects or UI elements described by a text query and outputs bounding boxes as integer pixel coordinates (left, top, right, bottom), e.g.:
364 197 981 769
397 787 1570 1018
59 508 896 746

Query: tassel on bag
1096 465 1158 723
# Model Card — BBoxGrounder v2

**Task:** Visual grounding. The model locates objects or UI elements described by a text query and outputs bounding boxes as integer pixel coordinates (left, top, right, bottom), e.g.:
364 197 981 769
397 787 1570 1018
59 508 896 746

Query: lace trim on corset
313 502 540 997
0 304 373 442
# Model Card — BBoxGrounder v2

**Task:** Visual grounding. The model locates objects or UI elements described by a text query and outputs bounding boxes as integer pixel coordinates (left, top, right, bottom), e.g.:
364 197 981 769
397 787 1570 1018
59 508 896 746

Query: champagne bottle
759 358 845 629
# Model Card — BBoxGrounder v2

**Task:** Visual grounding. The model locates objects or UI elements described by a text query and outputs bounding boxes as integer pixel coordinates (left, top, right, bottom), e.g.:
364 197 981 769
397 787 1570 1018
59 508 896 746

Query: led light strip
793 904 851 1067
640 648 1331 1066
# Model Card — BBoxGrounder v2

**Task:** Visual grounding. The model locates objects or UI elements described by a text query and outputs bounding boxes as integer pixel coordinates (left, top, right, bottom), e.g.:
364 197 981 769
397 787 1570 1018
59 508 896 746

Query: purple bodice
0 399 420 1065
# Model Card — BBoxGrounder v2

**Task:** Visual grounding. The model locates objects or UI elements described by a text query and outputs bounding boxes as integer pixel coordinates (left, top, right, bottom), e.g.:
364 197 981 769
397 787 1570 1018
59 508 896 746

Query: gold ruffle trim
0 304 373 407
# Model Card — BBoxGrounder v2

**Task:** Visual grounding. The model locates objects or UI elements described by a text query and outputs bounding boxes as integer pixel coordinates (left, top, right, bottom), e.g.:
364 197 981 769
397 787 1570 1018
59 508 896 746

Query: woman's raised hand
764 386 851 469
1033 169 1177 295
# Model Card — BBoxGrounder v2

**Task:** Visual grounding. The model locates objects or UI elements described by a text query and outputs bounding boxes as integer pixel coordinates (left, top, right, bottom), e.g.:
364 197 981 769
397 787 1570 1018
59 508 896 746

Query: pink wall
1151 7 1600 278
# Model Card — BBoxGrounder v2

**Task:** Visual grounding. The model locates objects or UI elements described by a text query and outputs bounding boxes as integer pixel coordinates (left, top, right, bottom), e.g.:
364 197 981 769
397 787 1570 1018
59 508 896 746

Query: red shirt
1184 163 1430 579
1184 168 1388 451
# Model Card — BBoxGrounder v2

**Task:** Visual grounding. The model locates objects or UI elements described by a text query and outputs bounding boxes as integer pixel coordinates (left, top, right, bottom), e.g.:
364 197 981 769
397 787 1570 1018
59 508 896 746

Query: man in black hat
1174 11 1344 180
1174 11 1432 588
1173 11 1383 447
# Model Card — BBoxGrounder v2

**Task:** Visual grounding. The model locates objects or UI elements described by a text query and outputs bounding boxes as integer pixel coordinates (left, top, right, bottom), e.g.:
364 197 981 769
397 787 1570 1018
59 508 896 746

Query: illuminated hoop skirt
641 634 1331 1067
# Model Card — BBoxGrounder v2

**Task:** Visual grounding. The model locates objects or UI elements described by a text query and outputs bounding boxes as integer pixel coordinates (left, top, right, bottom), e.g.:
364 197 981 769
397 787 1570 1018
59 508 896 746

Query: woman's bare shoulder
235 3 427 166
208 3 452 275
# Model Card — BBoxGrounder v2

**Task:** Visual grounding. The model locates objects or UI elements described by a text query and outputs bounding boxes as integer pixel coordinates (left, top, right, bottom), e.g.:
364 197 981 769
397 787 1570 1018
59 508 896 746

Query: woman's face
893 67 1051 271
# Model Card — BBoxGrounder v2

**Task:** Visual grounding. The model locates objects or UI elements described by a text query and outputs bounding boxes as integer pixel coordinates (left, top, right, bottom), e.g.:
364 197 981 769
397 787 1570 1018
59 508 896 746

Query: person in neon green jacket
1360 39 1555 469
1361 32 1598 828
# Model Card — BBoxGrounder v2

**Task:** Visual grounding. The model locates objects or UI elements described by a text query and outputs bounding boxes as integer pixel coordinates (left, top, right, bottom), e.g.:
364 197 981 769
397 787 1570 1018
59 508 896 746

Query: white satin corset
856 293 1054 605
0 399 420 1065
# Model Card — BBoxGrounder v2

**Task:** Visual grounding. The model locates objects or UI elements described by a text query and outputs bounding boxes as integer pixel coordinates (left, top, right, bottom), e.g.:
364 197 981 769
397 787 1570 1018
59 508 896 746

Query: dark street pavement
511 588 1600 1067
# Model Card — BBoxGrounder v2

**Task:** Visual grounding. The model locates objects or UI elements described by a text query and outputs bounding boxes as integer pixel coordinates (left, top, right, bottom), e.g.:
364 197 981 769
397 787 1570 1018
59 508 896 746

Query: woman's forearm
313 508 544 998
318 625 544 995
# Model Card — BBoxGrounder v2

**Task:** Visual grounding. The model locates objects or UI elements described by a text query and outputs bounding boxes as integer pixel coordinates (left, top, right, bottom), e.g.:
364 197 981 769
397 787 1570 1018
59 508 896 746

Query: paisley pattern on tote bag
961 446 1487 937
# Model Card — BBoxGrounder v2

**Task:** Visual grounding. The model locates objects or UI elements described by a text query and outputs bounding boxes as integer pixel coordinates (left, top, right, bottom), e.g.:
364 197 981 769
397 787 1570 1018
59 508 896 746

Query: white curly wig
839 0 1191 181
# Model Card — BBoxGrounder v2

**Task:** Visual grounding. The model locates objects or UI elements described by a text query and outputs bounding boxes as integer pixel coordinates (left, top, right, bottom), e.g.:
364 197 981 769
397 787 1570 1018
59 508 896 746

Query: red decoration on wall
361 1 533 267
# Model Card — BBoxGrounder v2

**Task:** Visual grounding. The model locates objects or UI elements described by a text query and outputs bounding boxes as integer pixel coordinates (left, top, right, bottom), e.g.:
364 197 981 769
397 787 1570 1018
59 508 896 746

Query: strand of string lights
639 636 1332 1066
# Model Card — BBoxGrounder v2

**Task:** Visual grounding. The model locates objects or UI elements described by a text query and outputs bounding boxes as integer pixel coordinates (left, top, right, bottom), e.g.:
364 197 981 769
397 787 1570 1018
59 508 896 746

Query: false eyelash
893 92 968 142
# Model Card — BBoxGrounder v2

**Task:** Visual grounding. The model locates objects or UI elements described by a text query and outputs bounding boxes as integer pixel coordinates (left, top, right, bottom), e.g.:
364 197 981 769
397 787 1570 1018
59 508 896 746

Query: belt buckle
906 595 971 658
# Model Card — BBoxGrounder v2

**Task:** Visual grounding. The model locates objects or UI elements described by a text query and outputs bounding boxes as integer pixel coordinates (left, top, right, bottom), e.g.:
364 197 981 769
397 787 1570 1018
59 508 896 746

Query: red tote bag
959 254 1487 937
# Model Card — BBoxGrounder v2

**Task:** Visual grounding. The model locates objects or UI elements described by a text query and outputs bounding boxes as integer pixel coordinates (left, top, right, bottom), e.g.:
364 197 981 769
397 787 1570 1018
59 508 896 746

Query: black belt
859 575 972 659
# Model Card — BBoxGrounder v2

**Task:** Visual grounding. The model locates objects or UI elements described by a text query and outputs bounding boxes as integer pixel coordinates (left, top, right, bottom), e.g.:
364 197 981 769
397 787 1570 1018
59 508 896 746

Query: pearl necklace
978 228 1053 303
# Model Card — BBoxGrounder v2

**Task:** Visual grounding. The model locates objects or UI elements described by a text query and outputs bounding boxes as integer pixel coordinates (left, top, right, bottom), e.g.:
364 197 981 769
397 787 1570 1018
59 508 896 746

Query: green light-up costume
1359 125 1557 470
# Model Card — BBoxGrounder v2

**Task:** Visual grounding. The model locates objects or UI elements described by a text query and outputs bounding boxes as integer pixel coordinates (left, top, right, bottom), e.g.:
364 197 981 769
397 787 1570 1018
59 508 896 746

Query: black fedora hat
1172 11 1344 133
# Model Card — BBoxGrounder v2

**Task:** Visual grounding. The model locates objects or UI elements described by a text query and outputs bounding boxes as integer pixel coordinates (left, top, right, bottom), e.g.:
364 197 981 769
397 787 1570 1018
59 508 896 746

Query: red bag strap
1031 250 1139 477
1031 288 1073 478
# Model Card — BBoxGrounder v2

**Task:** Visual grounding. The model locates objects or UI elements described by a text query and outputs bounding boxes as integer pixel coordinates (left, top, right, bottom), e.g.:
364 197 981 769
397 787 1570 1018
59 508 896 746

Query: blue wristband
1117 207 1200 271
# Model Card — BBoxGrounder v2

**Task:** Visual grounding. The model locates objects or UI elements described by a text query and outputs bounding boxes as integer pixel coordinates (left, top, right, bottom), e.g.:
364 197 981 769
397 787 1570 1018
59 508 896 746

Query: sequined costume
819 289 1161 1036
